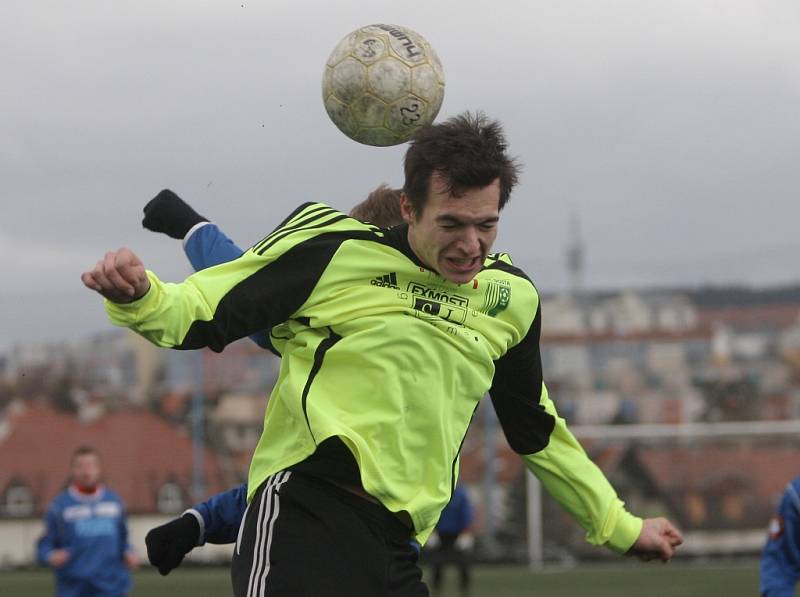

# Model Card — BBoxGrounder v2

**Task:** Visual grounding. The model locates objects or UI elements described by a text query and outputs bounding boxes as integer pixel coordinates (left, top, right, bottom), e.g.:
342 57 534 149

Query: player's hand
142 189 208 239
455 532 475 551
426 532 440 549
81 248 150 303
124 550 141 569
145 513 200 576
627 517 683 562
48 549 70 568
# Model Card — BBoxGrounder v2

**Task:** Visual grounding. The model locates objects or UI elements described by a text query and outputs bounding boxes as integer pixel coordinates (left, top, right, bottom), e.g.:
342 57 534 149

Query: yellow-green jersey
105 202 641 548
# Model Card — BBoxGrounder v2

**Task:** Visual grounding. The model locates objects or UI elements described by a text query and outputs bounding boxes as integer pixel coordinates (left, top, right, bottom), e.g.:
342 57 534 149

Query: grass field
0 561 771 597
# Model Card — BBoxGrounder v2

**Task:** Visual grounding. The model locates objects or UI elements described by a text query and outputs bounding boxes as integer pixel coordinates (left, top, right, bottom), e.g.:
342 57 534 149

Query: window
4 484 34 517
156 481 184 514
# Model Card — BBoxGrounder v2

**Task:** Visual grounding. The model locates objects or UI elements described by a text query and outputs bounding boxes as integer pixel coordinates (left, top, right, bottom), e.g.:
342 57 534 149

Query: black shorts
231 471 429 597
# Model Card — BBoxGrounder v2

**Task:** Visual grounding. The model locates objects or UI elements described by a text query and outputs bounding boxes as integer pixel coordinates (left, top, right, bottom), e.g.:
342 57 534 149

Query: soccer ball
322 24 445 147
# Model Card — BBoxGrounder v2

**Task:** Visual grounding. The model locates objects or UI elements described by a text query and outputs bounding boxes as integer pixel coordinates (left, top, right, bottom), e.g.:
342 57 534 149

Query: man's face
71 453 101 489
402 174 500 284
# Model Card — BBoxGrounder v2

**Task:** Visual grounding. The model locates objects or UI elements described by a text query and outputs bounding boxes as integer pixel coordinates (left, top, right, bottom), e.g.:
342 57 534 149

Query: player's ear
399 193 415 224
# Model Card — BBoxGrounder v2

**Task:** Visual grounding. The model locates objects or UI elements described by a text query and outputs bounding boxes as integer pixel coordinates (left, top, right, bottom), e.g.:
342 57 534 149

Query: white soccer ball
322 24 445 147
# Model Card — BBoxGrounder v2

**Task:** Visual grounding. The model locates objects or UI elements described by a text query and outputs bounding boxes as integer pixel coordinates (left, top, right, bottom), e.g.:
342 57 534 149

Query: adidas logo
370 272 399 289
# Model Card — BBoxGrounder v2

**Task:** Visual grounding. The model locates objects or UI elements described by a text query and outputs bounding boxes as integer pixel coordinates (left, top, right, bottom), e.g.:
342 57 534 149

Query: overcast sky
2 0 799 347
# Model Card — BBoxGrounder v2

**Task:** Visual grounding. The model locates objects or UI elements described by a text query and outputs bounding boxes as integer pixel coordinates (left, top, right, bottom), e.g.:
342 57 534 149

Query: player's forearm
760 577 799 597
105 247 285 351
520 393 642 553
195 484 248 544
36 516 59 564
104 271 216 349
521 454 641 552
36 543 55 565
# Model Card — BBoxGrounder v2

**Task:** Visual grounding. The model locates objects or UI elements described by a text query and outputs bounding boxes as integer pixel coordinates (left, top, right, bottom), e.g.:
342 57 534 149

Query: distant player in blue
760 475 800 597
37 445 139 597
430 484 474 597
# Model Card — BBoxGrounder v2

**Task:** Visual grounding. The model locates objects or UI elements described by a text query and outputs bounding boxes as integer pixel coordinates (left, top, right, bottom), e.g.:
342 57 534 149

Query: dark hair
402 111 520 215
71 445 98 462
349 184 403 228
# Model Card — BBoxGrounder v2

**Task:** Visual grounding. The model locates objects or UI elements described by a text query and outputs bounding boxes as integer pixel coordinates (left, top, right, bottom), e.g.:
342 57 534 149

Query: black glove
145 513 200 576
142 189 208 239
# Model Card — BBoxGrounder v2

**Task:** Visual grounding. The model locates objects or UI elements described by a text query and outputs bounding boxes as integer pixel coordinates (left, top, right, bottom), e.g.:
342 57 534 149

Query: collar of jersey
68 484 106 502
382 224 433 272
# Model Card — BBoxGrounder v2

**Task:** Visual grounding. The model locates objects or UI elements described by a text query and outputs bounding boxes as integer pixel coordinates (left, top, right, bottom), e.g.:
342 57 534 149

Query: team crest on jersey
480 279 511 317
768 515 784 540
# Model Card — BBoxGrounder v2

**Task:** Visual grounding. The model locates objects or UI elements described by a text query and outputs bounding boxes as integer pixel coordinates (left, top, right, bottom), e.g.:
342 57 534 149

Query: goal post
525 419 800 568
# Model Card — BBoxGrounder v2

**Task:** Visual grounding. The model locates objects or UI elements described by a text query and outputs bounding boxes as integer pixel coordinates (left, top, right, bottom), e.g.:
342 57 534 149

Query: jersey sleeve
461 487 474 528
519 386 642 552
489 302 642 553
118 498 133 557
189 483 248 545
184 223 245 271
104 203 353 352
184 223 273 351
36 504 62 565
760 479 800 596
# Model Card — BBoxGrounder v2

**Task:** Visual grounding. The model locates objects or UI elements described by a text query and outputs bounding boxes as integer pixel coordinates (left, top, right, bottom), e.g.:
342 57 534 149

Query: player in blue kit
760 474 800 596
37 446 139 597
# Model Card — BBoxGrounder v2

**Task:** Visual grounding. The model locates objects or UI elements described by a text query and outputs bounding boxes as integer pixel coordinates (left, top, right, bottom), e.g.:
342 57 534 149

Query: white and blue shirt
37 485 133 597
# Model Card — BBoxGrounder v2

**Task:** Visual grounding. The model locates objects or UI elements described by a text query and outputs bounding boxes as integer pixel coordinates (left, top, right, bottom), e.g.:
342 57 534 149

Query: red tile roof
697 304 800 330
542 327 712 345
0 405 228 514
633 445 798 500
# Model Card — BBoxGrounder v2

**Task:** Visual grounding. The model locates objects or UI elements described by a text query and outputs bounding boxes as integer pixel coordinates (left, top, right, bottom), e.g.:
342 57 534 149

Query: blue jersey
761 475 800 597
184 223 271 350
37 485 132 597
435 485 473 535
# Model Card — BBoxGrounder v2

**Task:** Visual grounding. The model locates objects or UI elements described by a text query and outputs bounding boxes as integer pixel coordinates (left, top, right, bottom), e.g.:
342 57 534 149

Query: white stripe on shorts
236 500 252 556
246 471 291 597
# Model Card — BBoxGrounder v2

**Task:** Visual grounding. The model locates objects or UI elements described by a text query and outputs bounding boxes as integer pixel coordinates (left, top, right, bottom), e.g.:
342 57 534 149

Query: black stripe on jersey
450 403 479 498
269 331 291 344
489 302 554 455
379 224 429 270
277 202 323 229
301 327 342 444
252 205 337 254
255 213 351 256
175 232 365 352
260 335 281 357
248 202 318 253
284 203 333 228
